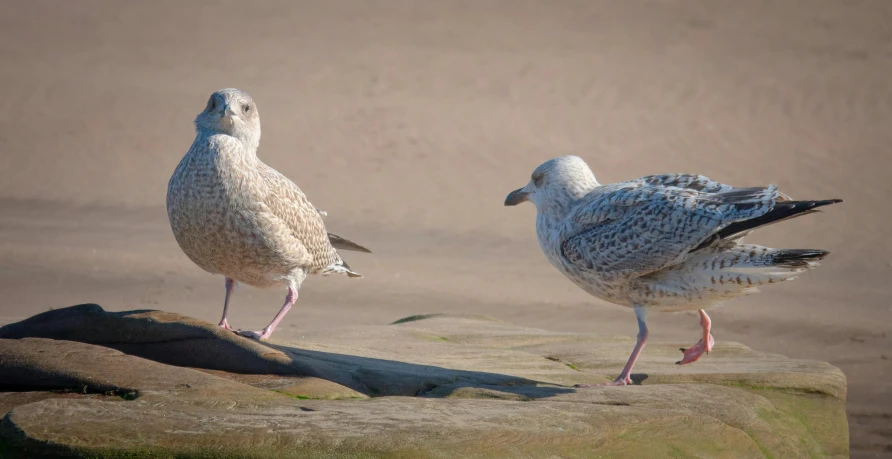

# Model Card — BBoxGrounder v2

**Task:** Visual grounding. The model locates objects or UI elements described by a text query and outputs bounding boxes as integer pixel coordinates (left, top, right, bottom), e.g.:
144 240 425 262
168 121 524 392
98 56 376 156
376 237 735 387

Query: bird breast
167 140 306 284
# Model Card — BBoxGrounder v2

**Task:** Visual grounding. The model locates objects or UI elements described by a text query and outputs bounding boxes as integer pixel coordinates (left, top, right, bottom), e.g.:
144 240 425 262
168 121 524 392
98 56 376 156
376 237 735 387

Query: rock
0 304 311 376
0 305 848 458
0 337 282 403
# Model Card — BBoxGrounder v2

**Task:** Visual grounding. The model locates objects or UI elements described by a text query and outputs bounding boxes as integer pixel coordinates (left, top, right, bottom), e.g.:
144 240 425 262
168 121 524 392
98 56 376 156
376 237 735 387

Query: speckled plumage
506 155 841 384
167 88 366 339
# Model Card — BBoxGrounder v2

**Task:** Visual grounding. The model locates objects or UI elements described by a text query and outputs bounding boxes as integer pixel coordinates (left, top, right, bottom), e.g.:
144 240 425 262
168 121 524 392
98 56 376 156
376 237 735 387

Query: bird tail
645 243 830 311
321 258 363 278
702 245 829 290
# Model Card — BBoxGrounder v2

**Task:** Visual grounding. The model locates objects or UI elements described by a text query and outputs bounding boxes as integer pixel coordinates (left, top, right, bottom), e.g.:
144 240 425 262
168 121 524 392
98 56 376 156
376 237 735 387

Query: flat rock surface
0 305 848 458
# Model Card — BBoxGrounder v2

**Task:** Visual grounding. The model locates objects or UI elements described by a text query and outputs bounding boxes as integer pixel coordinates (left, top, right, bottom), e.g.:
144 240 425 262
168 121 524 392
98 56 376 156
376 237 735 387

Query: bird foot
235 329 271 341
218 320 232 331
676 334 715 365
574 375 633 387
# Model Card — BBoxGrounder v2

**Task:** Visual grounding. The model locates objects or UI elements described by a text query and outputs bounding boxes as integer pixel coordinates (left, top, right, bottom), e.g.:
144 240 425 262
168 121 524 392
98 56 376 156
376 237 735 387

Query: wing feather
559 178 778 283
255 162 340 270
634 174 734 193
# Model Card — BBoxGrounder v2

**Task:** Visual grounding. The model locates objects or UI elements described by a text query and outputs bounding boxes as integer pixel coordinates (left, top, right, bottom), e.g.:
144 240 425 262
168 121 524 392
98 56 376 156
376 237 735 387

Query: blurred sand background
0 0 890 456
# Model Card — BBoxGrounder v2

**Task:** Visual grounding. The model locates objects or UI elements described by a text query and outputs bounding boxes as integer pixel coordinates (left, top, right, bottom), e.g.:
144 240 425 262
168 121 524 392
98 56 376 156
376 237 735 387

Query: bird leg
676 309 715 365
218 277 235 331
236 285 297 341
576 305 648 387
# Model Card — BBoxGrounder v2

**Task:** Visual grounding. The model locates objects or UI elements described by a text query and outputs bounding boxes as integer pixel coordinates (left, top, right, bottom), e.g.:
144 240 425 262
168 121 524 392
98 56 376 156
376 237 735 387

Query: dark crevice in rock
414 383 439 396
390 314 445 325
0 386 139 401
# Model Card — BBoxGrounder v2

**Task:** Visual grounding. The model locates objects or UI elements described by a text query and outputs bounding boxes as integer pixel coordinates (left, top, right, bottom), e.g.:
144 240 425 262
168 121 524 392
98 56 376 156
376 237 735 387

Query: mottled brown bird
167 88 369 340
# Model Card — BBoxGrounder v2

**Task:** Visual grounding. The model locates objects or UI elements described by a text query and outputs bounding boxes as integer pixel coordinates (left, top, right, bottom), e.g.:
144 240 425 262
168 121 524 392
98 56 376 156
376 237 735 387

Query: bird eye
208 98 216 111
532 171 545 186
243 104 251 114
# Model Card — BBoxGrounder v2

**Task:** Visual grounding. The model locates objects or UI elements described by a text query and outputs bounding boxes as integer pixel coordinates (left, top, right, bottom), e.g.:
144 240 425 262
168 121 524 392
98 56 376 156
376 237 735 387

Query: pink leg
218 277 235 331
676 309 715 365
236 286 297 341
576 306 649 387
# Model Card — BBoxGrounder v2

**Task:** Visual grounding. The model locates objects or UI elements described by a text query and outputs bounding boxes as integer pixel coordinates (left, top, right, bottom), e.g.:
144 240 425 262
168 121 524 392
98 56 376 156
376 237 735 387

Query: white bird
505 155 841 386
167 88 369 340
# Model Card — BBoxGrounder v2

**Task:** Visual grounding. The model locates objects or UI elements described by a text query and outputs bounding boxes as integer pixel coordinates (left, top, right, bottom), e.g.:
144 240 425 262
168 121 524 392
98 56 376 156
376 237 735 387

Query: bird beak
222 103 237 120
504 187 531 206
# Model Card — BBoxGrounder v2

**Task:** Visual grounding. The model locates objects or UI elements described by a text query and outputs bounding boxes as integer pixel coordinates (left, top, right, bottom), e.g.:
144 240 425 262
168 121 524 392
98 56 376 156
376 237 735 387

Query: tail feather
694 245 827 293
322 258 363 278
770 249 830 269
717 246 829 287
642 243 830 311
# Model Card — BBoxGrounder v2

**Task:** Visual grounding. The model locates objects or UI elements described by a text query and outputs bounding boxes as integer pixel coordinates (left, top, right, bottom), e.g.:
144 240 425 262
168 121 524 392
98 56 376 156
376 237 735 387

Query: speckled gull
505 155 841 386
167 88 370 340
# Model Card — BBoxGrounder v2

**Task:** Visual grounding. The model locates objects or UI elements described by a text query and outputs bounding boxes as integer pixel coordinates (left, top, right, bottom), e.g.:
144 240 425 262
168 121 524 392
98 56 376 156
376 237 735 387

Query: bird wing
255 163 340 268
632 174 793 201
327 232 372 253
630 174 734 193
559 179 780 284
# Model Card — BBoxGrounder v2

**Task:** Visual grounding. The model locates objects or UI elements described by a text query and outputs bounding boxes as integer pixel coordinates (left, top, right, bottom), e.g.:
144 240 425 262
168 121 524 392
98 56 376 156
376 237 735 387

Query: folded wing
255 163 341 270
560 178 780 284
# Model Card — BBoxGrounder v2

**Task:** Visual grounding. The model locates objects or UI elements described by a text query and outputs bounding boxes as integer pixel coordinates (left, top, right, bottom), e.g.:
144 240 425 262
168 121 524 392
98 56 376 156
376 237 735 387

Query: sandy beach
1 1 890 456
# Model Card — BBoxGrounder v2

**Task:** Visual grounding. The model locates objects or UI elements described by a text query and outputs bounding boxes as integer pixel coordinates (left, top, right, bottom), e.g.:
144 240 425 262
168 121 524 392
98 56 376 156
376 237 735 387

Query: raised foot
235 329 271 341
574 375 633 387
676 334 715 365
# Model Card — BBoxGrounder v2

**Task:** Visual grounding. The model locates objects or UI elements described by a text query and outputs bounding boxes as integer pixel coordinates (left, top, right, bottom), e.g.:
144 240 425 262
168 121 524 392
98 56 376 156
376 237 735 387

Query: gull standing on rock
167 88 370 340
505 156 841 386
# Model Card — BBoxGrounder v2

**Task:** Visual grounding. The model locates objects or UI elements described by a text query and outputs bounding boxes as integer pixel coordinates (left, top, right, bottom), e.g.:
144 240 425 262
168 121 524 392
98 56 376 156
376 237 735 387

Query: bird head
504 155 599 212
195 88 261 145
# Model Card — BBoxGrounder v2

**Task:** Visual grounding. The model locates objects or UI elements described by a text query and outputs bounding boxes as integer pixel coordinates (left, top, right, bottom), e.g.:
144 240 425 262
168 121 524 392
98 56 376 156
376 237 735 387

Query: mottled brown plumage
167 88 367 340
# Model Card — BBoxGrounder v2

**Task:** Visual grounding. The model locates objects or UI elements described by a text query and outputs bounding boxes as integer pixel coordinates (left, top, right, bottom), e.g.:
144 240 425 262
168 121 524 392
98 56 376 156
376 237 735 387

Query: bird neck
189 131 260 165
238 133 261 155
537 180 598 218
533 180 599 249
535 208 570 270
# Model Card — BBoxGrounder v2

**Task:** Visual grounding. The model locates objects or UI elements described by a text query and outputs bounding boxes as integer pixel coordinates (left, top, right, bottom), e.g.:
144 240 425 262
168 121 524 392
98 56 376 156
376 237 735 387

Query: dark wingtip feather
785 199 843 211
713 198 842 243
328 232 373 253
810 199 843 207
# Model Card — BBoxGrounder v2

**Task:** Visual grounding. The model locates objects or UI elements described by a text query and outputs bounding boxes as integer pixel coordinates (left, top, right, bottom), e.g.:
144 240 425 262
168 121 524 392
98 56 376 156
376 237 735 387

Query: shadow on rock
0 304 572 399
